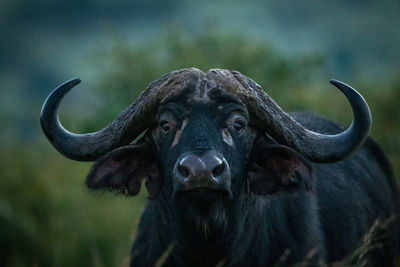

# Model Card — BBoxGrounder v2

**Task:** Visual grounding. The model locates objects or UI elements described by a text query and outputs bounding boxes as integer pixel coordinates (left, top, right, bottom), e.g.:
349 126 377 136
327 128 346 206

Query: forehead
159 69 245 111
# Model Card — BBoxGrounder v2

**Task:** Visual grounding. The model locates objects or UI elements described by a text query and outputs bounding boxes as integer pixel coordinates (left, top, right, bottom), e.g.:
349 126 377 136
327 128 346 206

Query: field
1 30 399 266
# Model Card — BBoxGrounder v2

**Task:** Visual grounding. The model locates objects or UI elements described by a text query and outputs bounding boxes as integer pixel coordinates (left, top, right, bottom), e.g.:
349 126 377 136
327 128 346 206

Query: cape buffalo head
40 68 371 215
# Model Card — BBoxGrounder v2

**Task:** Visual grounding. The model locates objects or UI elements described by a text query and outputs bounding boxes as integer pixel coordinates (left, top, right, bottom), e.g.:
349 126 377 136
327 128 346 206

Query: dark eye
160 121 170 134
233 120 244 132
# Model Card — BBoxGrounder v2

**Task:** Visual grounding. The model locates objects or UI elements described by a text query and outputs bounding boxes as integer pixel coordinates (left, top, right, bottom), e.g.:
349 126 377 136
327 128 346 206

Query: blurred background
1 0 399 266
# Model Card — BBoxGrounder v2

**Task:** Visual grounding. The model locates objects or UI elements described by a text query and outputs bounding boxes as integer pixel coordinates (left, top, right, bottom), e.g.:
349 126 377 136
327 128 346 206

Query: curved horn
210 70 372 163
40 68 203 161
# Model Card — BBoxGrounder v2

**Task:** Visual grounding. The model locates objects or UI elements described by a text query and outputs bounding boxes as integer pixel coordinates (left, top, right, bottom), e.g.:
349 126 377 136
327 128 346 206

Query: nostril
212 163 226 178
178 165 190 178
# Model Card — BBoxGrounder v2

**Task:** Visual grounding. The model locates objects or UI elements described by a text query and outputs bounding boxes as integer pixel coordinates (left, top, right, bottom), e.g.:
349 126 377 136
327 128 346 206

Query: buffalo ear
248 144 313 195
86 144 161 198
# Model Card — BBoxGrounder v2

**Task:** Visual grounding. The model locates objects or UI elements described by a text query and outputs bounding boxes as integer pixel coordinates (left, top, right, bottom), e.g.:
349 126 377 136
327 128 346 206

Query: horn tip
329 79 356 91
329 79 342 86
69 77 81 86
55 78 82 95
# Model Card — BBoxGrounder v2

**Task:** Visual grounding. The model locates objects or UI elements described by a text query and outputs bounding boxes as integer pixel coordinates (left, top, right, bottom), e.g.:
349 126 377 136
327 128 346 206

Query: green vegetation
1 29 399 266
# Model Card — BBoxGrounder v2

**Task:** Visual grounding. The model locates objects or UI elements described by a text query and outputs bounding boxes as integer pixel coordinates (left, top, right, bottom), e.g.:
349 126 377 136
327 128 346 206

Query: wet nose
173 151 231 194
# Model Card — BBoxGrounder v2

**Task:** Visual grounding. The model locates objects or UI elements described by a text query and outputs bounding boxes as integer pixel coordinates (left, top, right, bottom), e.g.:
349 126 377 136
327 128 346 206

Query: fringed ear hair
248 144 314 195
86 143 161 198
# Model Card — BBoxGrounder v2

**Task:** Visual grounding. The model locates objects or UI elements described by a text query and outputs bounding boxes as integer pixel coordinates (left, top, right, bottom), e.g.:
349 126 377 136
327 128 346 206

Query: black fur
87 107 400 266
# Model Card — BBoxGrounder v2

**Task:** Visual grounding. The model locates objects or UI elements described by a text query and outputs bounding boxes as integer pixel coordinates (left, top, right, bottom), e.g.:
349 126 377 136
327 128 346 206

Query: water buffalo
41 68 400 266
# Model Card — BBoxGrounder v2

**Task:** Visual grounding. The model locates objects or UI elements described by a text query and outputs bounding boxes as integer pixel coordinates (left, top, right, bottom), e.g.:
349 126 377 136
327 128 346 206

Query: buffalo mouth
175 188 231 201
174 188 231 216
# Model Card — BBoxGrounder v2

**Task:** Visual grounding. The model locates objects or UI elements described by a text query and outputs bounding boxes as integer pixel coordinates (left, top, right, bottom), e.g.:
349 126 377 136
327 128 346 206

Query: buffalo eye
160 121 171 134
227 113 247 134
233 120 245 132
221 104 248 135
